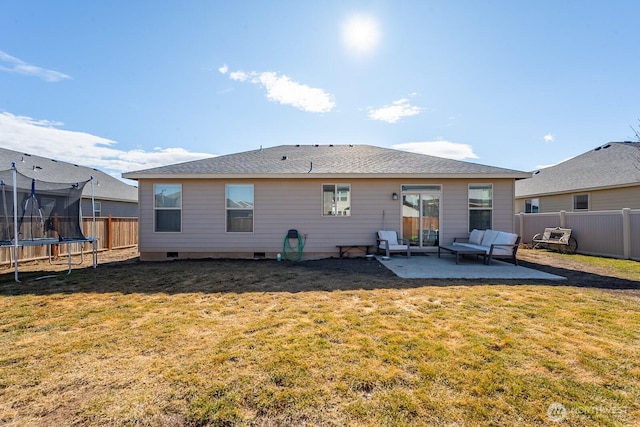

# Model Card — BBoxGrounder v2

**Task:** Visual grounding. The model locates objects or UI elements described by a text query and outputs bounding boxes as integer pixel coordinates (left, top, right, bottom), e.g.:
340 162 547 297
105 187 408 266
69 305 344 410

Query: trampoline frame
0 163 99 282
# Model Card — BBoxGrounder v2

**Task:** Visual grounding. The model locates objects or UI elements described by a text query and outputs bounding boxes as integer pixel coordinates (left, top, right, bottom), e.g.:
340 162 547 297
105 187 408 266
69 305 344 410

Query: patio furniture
452 229 521 265
533 227 577 254
376 230 411 257
438 243 487 264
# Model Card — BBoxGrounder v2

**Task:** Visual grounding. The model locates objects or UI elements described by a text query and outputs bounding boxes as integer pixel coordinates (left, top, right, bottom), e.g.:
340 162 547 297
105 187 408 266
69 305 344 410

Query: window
93 201 102 217
226 184 253 232
469 184 492 231
154 184 181 232
573 194 589 211
401 185 442 192
525 198 539 213
323 184 351 216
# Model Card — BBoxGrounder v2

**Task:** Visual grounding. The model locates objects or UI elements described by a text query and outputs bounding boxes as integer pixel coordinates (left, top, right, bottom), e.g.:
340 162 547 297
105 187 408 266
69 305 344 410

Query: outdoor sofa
453 229 520 265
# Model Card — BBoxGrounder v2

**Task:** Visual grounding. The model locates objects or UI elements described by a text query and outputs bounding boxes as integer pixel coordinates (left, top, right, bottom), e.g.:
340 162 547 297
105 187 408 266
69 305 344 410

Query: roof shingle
123 144 529 179
516 141 640 197
0 148 138 202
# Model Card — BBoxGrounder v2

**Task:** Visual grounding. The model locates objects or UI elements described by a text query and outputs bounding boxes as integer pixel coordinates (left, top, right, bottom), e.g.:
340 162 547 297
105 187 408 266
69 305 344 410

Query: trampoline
0 163 98 282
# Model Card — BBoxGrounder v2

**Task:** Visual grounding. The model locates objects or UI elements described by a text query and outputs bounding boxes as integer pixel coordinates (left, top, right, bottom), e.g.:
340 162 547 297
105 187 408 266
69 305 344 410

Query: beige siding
440 181 468 244
516 185 640 213
590 186 640 210
537 194 573 213
492 180 517 231
138 177 518 260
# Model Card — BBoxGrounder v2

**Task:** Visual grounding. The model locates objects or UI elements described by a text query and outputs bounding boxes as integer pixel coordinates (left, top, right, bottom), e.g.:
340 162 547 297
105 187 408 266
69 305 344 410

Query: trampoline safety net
0 168 89 244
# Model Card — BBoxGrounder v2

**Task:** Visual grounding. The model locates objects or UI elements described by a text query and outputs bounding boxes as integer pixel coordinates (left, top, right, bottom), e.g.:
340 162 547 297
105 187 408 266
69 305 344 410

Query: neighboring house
515 141 640 213
0 147 138 217
124 144 529 261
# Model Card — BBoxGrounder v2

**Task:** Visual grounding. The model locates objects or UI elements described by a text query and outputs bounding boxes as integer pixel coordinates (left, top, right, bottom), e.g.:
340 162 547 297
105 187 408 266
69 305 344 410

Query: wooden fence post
52 213 59 258
107 215 113 250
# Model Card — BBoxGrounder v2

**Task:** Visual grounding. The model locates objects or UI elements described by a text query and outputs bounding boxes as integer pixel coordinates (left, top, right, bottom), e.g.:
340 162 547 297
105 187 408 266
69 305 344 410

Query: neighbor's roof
0 148 138 203
516 141 640 198
123 144 529 180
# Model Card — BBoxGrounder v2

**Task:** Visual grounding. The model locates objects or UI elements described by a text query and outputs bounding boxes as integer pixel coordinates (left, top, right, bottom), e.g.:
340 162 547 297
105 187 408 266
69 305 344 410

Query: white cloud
393 141 479 160
229 70 248 81
0 51 71 82
544 133 554 143
224 69 335 113
218 64 228 74
0 112 214 180
368 98 421 123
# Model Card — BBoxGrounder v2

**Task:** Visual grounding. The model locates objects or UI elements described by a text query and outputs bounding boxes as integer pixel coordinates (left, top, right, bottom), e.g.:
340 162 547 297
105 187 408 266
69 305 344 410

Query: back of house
123 144 529 261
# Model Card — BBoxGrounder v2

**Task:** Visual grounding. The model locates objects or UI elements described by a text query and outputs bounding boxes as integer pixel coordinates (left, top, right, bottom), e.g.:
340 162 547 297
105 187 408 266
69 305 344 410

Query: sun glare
342 14 380 54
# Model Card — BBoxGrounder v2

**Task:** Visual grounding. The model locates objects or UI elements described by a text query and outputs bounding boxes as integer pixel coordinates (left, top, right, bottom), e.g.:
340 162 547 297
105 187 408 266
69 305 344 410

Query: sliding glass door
401 185 441 248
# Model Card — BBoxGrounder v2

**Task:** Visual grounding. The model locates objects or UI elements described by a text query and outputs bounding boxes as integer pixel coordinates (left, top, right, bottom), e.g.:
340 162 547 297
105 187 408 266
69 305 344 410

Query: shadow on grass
0 256 638 296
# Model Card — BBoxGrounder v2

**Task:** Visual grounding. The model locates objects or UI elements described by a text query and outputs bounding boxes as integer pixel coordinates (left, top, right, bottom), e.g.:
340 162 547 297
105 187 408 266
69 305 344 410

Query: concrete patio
377 253 566 280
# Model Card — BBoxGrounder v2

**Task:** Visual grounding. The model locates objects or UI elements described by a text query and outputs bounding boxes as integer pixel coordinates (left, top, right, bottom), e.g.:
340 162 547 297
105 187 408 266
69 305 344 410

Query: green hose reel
282 229 306 261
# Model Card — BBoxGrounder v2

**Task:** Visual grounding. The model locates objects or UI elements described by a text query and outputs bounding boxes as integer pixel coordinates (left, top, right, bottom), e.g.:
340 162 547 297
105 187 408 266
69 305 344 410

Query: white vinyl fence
515 208 639 261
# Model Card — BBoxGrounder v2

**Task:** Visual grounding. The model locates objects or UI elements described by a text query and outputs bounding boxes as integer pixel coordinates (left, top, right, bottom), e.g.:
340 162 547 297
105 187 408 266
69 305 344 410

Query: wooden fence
0 216 138 265
515 209 639 261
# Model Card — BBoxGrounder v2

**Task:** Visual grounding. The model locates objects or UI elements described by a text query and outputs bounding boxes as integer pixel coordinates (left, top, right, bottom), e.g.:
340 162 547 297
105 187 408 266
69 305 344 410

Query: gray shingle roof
123 144 529 179
516 141 640 197
0 147 138 202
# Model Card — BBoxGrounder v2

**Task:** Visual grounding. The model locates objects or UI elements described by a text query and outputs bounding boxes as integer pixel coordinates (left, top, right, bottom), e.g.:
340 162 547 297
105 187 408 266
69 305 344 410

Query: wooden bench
336 244 374 258
533 227 577 254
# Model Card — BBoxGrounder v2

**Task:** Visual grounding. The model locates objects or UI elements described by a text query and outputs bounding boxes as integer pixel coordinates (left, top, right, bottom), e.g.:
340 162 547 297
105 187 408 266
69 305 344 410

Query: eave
516 182 640 199
123 172 532 180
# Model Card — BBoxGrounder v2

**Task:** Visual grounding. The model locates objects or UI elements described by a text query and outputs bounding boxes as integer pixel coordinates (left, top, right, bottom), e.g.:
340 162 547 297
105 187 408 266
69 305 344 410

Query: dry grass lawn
0 248 639 426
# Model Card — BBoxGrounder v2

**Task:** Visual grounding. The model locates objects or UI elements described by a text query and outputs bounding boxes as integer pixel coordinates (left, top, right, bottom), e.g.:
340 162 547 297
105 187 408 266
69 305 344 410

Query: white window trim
322 183 351 217
468 183 493 230
525 198 539 213
573 193 589 211
153 183 182 233
226 184 254 233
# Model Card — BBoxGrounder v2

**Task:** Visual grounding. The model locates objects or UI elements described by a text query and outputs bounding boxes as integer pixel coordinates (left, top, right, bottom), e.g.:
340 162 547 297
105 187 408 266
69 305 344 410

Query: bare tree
631 119 640 141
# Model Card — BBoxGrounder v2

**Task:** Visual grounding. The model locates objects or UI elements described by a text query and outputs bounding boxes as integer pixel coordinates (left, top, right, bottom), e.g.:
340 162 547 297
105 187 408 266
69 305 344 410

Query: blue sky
1 1 639 183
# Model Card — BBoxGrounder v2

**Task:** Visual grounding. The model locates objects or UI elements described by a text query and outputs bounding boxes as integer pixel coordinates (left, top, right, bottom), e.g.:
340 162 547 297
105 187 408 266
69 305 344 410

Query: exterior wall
492 180 518 231
81 199 138 218
590 186 640 211
516 185 640 213
539 194 573 213
137 177 517 260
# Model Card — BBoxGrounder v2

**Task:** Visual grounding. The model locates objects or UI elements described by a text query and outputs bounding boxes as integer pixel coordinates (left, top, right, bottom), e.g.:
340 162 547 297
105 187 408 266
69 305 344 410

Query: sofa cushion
454 242 489 254
480 229 500 247
491 232 519 255
494 232 518 246
378 230 398 246
469 229 485 245
387 244 409 250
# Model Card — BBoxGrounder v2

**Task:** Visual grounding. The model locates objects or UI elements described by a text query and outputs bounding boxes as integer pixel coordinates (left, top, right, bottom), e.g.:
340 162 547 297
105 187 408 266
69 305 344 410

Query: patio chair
376 230 411 257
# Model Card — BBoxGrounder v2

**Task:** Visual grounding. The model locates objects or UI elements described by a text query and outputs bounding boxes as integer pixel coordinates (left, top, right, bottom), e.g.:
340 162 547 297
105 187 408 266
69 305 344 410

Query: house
122 144 530 261
515 141 640 213
0 147 138 217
